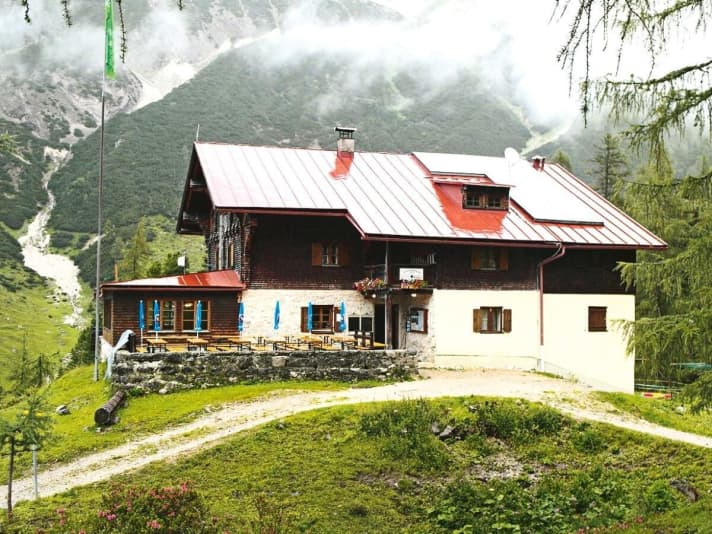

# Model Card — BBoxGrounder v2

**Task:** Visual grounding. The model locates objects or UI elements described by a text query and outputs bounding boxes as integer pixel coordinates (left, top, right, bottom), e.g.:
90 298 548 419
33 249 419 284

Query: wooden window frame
471 247 509 271
473 307 512 334
227 241 235 269
311 242 351 267
588 306 607 332
182 300 210 333
301 305 338 333
408 308 428 334
462 186 509 211
463 188 483 208
348 315 374 333
151 299 176 332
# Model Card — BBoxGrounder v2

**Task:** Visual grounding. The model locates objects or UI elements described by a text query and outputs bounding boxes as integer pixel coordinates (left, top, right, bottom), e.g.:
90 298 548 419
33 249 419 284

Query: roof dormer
462 184 510 211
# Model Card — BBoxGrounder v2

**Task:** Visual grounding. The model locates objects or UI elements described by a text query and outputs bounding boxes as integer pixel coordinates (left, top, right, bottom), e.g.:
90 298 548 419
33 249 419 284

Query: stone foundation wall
112 350 418 394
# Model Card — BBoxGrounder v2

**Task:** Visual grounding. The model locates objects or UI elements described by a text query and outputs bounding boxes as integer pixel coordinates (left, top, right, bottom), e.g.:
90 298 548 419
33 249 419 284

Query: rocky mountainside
1 0 600 287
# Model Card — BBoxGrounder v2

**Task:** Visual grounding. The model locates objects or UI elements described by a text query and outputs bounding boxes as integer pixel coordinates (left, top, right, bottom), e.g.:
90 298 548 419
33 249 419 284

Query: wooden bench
353 331 386 349
146 337 168 353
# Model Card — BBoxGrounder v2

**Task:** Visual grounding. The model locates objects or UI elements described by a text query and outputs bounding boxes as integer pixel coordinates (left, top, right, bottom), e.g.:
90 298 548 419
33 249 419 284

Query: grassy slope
596 391 712 438
0 366 354 483
0 226 80 388
3 390 711 533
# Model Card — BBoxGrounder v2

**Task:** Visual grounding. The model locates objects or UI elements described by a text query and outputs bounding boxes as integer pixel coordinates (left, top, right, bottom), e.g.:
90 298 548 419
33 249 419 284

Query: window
103 300 112 329
408 308 428 333
462 186 509 210
473 307 512 333
588 306 607 332
301 305 336 332
487 195 503 208
348 315 374 333
471 247 509 271
463 188 483 208
152 300 176 331
183 300 209 332
227 241 234 269
311 242 350 267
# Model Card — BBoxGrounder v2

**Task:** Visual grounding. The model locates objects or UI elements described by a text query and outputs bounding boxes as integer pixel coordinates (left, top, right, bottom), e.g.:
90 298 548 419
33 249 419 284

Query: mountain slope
49 43 530 234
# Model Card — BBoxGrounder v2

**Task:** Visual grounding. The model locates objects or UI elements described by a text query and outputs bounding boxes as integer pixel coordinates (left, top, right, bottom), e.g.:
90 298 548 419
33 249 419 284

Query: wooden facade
203 213 634 296
102 288 241 345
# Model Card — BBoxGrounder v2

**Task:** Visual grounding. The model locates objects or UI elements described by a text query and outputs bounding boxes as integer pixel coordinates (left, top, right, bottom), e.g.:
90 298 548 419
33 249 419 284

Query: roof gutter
538 243 566 346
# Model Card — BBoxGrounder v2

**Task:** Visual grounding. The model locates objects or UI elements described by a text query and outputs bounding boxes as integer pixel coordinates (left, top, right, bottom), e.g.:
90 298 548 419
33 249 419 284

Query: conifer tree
591 133 629 200
120 218 150 280
556 1 712 403
550 149 573 172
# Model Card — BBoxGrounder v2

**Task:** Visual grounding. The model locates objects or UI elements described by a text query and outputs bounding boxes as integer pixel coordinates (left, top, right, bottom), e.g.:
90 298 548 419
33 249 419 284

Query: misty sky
1 0 704 128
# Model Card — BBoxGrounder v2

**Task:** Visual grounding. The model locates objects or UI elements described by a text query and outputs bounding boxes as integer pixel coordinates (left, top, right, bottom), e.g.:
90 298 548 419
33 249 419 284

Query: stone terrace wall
112 350 418 394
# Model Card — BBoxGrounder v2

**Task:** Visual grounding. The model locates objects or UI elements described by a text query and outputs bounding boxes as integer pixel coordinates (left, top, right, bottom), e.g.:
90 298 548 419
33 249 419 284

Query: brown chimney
532 155 545 171
335 126 356 158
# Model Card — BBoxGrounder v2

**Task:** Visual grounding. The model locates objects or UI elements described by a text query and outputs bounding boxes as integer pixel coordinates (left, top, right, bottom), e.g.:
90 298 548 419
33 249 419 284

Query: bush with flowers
399 279 430 289
353 277 387 293
91 481 218 533
37 481 225 534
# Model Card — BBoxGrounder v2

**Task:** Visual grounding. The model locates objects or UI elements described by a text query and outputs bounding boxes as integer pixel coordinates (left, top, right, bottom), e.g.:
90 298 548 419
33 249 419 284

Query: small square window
348 316 374 333
473 307 512 333
588 306 607 332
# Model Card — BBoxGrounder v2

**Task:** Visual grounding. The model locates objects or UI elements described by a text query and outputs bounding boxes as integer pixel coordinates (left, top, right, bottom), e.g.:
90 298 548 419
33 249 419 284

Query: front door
374 304 385 344
374 303 399 348
390 304 399 349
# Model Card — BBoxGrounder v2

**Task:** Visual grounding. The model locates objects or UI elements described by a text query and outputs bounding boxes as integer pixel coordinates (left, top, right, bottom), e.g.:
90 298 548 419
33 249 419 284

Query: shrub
360 399 450 470
642 479 678 513
90 481 215 533
572 425 606 453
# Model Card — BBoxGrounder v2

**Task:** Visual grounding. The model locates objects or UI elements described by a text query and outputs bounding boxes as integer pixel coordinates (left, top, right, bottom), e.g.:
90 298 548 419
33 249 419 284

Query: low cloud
258 0 579 127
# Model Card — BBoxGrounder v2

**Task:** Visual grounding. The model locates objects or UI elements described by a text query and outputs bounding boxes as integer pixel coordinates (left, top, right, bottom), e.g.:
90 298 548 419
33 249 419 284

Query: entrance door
390 304 399 349
374 304 385 344
374 303 399 348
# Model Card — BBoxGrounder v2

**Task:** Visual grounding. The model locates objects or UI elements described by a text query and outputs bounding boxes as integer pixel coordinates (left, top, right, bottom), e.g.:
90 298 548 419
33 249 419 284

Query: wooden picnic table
332 335 357 350
186 337 209 352
146 337 168 353
222 336 252 351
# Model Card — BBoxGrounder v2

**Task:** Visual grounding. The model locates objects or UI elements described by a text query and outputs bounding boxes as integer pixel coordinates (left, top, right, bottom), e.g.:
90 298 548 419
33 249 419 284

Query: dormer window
462 185 509 211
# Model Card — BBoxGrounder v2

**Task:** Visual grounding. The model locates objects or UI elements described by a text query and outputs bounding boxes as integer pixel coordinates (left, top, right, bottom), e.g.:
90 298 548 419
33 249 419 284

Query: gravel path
3 369 711 508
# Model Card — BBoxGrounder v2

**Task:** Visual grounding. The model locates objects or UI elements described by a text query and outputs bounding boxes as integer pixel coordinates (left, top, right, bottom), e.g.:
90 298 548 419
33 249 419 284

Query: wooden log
94 390 127 426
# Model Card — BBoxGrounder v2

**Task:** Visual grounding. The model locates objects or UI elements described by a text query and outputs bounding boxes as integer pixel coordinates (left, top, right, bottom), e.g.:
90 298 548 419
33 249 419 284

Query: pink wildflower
147 519 161 529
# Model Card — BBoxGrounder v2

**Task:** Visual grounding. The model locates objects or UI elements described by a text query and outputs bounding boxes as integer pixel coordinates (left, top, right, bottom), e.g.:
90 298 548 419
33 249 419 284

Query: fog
2 0 703 130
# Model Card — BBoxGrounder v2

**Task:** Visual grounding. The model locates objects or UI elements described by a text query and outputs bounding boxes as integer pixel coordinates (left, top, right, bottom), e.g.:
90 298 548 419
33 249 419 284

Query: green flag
105 0 115 79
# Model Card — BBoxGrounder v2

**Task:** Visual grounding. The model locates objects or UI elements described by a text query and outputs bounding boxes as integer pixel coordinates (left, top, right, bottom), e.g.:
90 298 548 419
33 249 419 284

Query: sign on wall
399 267 424 281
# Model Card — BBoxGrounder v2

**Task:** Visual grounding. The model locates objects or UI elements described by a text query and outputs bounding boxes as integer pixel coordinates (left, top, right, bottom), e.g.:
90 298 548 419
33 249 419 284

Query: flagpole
94 0 114 381
93 74 105 382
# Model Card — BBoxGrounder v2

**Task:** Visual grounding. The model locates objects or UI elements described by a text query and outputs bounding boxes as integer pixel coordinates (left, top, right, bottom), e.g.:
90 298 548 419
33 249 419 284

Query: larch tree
120 218 150 280
550 149 574 172
0 392 52 519
591 133 629 200
554 0 712 407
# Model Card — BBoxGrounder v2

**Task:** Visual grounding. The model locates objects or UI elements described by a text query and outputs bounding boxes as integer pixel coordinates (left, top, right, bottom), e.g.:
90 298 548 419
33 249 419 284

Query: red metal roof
180 142 666 249
101 269 245 292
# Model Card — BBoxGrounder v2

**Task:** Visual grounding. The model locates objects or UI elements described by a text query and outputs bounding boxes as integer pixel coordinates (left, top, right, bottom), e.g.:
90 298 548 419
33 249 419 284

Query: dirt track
2 369 710 508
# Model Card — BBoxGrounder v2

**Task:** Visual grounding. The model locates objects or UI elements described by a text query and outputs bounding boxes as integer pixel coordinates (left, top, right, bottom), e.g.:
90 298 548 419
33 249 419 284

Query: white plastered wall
238 288 635 392
429 289 540 370
238 289 373 338
541 293 635 392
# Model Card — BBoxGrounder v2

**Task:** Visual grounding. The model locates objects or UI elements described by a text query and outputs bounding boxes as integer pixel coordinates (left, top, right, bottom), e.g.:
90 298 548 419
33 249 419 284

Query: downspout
538 243 566 346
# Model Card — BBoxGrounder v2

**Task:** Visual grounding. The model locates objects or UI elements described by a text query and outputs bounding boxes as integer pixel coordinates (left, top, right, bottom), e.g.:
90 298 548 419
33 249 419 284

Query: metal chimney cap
335 126 357 139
